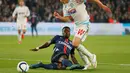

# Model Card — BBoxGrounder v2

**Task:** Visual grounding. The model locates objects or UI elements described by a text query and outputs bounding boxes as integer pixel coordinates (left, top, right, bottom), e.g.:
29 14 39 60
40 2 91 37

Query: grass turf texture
0 35 130 73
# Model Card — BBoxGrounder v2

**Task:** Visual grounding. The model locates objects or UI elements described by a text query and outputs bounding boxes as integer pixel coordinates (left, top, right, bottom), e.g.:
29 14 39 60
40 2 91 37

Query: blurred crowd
0 0 130 23
88 0 130 23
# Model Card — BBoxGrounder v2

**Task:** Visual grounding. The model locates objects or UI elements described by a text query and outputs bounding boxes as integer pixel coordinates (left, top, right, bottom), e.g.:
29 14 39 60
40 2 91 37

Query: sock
61 59 72 67
30 63 41 69
18 34 21 42
39 63 58 69
77 44 93 59
78 51 90 65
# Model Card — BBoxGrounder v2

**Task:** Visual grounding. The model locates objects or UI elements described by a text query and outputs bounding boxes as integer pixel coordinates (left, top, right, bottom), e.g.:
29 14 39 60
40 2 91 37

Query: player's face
63 28 70 38
60 0 69 4
19 1 24 6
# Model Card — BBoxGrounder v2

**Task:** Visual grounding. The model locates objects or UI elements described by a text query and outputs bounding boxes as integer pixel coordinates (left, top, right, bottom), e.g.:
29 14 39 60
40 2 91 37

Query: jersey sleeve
50 35 59 44
12 7 17 17
26 7 30 17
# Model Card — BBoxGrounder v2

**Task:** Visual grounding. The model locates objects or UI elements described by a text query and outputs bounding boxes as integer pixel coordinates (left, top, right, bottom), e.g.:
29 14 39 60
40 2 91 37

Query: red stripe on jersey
63 39 68 54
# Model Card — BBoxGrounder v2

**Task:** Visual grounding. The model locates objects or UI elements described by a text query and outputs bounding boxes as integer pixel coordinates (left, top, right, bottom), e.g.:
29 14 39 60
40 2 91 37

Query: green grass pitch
0 35 130 73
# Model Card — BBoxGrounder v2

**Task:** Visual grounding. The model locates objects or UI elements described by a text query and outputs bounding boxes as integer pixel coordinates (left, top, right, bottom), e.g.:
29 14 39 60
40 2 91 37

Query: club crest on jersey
68 8 76 14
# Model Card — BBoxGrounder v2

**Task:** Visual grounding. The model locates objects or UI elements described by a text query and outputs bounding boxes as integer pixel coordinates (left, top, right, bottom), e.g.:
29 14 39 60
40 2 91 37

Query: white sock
18 34 21 41
78 50 90 65
77 44 93 59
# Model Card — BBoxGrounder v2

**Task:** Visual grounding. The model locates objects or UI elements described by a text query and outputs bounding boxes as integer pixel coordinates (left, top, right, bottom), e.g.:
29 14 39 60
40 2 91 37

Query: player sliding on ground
12 0 30 44
30 26 84 70
54 0 112 70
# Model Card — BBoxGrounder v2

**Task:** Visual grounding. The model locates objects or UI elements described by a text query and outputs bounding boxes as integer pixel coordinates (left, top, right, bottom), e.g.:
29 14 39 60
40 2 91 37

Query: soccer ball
17 61 29 73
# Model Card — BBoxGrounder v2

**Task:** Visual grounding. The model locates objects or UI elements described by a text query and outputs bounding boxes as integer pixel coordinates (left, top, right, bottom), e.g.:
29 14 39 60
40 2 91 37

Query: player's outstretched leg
30 62 58 69
77 44 97 68
69 64 84 70
61 59 84 70
29 62 42 69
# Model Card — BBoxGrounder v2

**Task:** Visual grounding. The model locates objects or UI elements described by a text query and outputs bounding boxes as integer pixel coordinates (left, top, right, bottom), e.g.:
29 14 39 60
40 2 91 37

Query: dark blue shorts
51 52 68 63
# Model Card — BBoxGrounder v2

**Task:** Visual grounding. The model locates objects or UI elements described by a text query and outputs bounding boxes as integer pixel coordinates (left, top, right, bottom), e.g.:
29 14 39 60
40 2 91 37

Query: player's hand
102 5 112 13
30 48 39 51
12 16 16 19
102 5 112 17
53 11 61 19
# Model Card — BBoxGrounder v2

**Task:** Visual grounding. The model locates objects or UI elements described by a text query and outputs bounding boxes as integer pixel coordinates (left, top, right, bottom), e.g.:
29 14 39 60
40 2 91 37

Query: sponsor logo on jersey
68 8 76 14
58 41 72 50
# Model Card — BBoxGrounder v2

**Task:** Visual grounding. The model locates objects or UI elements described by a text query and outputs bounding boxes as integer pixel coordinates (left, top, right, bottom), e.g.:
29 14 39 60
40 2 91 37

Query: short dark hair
62 26 70 31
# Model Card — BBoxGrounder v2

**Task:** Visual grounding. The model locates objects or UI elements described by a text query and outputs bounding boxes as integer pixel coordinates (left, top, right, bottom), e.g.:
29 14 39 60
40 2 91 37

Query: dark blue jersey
50 35 75 59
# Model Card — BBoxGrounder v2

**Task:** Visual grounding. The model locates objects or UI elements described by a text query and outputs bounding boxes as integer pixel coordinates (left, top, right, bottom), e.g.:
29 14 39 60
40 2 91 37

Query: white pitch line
0 58 42 62
99 63 130 66
0 58 130 66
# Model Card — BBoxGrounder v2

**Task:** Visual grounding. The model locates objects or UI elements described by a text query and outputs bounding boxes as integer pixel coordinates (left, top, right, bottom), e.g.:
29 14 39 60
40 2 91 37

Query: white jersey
12 5 30 22
63 0 90 25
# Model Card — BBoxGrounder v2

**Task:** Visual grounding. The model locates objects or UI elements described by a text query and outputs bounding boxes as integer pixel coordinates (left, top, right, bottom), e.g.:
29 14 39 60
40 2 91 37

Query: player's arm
88 0 111 13
30 41 52 51
53 11 71 22
70 48 79 64
30 35 58 51
25 7 30 17
70 54 79 64
12 7 17 19
24 7 30 18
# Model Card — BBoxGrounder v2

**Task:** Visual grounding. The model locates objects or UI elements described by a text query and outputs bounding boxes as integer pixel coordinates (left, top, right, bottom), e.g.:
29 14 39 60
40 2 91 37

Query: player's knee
18 30 21 34
72 42 79 48
61 59 72 67
23 29 26 34
72 40 81 48
72 37 81 48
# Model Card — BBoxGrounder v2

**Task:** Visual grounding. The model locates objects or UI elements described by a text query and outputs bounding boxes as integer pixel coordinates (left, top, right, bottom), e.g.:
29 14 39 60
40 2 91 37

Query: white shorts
17 20 27 30
74 24 89 42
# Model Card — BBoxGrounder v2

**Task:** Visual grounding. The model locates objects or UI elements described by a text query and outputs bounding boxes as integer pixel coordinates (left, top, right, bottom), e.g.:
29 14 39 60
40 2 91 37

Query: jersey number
77 29 85 35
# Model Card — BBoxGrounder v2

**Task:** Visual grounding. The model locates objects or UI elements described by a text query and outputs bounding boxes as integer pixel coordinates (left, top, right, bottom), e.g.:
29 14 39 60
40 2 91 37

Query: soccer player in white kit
54 0 111 70
12 0 30 44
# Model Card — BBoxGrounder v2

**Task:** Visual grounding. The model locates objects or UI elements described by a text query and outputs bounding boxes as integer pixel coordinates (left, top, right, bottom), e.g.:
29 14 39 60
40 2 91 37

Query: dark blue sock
39 63 58 69
61 59 72 67
30 63 41 69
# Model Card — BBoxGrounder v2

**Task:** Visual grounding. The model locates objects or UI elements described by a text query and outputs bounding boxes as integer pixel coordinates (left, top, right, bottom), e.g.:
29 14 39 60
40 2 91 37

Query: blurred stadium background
0 0 130 22
0 0 130 73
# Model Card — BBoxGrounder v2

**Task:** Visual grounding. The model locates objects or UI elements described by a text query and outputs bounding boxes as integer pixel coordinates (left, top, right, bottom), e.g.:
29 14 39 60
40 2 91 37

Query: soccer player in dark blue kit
30 26 84 70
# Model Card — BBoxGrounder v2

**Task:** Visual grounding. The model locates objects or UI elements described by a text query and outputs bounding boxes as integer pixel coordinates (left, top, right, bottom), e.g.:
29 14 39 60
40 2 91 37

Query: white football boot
90 54 97 68
82 63 91 70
